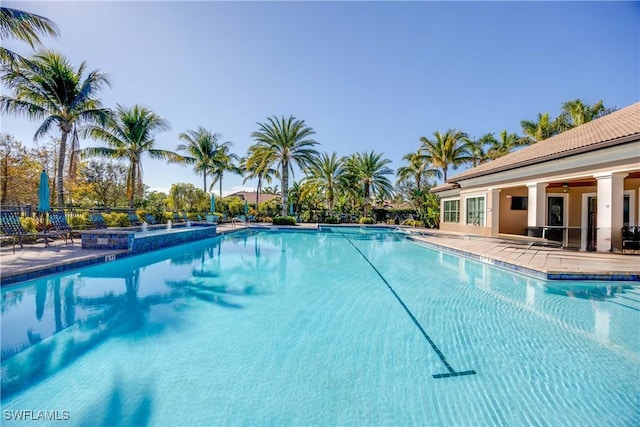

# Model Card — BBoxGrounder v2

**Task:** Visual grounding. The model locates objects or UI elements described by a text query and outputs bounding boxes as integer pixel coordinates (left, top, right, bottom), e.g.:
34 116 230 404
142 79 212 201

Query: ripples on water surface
2 227 638 425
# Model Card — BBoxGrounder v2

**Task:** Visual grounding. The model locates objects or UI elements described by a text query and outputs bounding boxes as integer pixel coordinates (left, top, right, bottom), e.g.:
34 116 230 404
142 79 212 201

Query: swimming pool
2 227 638 425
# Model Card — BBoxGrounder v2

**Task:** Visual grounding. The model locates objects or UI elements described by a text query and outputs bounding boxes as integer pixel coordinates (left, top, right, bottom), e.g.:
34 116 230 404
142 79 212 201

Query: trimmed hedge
324 216 339 224
359 217 375 224
273 216 296 226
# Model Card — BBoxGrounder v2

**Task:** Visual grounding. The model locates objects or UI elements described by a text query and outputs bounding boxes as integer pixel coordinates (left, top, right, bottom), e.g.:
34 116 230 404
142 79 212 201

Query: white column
487 188 501 237
595 172 628 252
527 183 548 228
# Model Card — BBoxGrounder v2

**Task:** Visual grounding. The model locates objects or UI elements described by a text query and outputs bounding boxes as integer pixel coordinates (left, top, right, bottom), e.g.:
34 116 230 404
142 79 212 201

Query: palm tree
243 146 277 207
343 151 394 214
0 7 59 64
396 149 441 191
209 140 241 199
520 112 564 142
303 151 345 215
176 127 220 193
559 99 609 128
82 104 179 207
250 115 319 216
1 50 111 205
466 134 493 167
419 129 471 181
485 130 531 160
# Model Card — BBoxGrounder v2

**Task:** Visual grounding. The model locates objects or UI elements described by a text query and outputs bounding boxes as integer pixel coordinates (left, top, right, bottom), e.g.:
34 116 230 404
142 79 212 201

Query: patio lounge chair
206 214 219 224
128 212 141 226
0 211 51 253
50 210 74 244
172 212 184 223
144 214 157 225
89 213 107 229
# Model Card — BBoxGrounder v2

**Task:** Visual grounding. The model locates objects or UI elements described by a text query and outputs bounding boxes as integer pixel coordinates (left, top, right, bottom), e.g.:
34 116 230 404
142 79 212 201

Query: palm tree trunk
219 173 223 199
256 176 261 207
56 131 69 206
203 173 207 194
129 164 136 208
281 164 288 216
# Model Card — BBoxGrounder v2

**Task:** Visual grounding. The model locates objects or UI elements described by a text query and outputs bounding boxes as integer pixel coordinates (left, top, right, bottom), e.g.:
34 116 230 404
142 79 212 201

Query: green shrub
20 217 38 233
103 212 129 227
273 216 296 225
359 217 375 224
402 219 424 227
324 216 339 224
68 214 92 229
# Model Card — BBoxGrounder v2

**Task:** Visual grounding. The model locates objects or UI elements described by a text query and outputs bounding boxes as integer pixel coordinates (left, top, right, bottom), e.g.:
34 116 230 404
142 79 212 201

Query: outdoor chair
128 212 141 226
181 212 189 222
89 213 108 229
0 211 51 253
144 214 157 225
206 214 219 224
50 210 74 244
172 212 184 223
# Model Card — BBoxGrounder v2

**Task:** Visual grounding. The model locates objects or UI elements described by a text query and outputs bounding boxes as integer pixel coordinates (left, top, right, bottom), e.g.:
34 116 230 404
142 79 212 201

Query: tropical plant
209 140 241 199
302 151 345 215
0 50 111 205
176 127 220 193
520 112 563 142
343 151 394 214
558 99 611 129
81 104 180 207
0 7 59 64
485 130 530 160
250 115 319 216
419 129 471 181
243 146 278 207
396 149 441 190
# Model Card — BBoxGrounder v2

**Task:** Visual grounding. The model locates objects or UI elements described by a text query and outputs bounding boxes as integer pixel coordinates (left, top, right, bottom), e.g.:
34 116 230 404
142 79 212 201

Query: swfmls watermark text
3 410 70 421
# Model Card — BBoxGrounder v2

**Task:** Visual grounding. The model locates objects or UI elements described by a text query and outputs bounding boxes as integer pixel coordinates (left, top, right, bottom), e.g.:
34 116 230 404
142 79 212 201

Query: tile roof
447 102 640 183
224 191 279 204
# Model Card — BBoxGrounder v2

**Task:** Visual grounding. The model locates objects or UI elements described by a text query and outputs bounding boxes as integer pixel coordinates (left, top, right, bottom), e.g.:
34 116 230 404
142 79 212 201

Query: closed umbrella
289 202 294 216
244 200 249 215
37 170 50 245
210 193 215 213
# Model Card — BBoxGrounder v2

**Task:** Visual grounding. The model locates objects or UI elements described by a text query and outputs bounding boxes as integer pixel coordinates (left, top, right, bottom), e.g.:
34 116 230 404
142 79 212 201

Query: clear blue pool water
2 227 639 426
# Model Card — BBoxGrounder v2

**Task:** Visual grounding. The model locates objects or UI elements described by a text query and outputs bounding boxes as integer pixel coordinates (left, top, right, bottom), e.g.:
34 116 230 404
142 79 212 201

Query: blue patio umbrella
244 200 249 215
37 170 50 245
210 193 215 213
37 170 51 213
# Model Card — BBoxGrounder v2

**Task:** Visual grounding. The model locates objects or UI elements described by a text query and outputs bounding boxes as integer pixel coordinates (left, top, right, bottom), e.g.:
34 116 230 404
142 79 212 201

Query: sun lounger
144 214 157 225
0 211 51 253
50 210 74 244
128 212 141 226
206 214 219 224
89 213 107 229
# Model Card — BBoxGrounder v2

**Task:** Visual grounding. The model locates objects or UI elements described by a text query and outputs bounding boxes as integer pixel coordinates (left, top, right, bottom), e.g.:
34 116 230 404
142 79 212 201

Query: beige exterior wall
499 186 528 235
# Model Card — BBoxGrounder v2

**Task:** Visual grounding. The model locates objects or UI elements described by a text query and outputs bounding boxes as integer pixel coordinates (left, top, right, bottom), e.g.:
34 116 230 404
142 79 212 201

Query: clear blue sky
3 1 639 195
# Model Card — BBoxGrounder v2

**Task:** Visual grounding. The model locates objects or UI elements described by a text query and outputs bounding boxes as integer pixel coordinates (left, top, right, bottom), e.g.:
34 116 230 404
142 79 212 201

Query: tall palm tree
250 115 319 216
1 50 111 205
82 104 179 207
209 140 241 199
419 129 471 182
520 112 564 142
343 151 394 214
485 130 530 160
303 151 345 215
559 99 609 128
243 146 277 208
176 127 221 193
396 149 441 191
0 7 59 64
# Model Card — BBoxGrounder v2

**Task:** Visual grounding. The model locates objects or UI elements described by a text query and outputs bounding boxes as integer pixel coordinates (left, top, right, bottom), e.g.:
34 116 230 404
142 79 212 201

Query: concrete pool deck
1 224 638 286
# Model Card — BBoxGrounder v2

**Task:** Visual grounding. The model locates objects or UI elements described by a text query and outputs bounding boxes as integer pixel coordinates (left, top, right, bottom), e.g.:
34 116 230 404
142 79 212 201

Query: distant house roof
432 102 640 192
224 191 279 204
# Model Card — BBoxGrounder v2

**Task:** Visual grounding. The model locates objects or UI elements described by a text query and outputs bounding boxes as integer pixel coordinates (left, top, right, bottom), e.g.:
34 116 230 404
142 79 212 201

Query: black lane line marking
337 230 476 379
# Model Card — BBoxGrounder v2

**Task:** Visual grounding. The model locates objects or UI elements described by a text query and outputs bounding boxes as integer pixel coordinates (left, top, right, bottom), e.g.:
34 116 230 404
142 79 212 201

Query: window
466 196 485 226
443 200 460 223
510 196 528 210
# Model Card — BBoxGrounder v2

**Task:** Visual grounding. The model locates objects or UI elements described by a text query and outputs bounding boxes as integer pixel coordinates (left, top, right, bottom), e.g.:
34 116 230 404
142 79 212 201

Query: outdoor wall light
562 183 569 193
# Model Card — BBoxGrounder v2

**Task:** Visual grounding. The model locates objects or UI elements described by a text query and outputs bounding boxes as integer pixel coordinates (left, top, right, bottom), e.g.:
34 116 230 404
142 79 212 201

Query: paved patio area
1 224 638 286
